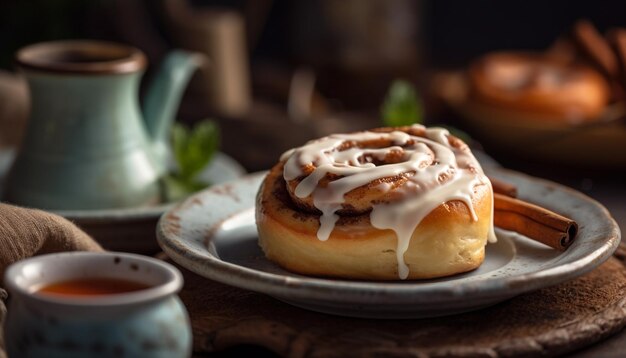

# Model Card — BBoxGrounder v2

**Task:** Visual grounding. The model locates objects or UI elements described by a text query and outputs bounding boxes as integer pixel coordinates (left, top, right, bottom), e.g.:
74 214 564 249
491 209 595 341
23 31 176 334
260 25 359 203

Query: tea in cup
3 252 191 357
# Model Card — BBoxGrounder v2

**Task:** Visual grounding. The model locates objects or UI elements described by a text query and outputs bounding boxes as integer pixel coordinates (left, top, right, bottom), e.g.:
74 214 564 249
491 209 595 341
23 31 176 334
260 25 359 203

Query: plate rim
157 169 621 304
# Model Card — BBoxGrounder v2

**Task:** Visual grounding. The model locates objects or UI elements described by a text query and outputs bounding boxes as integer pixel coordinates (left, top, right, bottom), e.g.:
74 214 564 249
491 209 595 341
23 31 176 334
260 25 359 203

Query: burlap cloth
0 203 103 358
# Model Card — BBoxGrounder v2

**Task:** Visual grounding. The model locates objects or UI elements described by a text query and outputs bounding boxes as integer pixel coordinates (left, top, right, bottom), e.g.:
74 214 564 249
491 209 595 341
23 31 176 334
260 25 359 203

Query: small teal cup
3 252 192 358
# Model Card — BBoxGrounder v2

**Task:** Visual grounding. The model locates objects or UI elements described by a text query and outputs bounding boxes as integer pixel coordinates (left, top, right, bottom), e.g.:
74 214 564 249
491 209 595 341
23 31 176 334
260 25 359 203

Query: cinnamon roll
469 52 610 124
255 125 496 280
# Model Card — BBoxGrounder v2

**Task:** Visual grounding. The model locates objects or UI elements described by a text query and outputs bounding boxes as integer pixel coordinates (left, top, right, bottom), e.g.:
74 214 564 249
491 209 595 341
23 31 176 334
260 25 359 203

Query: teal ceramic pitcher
4 41 201 210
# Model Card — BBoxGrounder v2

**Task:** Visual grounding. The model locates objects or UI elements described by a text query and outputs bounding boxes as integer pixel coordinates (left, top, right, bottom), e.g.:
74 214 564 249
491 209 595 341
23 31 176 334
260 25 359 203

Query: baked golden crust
256 162 492 280
469 52 609 123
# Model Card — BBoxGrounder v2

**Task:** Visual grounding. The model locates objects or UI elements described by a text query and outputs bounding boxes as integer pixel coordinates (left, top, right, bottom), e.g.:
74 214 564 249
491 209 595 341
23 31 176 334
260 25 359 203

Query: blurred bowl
434 71 626 168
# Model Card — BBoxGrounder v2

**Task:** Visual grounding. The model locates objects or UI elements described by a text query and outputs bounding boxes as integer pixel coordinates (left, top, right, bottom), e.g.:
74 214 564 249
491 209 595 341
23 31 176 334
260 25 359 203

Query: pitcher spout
143 50 205 167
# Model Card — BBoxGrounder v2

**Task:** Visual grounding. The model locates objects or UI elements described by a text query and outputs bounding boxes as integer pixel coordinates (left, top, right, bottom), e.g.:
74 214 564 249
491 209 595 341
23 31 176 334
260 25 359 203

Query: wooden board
176 245 626 357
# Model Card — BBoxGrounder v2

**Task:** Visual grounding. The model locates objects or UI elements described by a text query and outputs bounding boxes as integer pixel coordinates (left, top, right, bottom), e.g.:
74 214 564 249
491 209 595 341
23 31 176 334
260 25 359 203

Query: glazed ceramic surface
157 169 620 319
5 40 201 210
3 252 191 357
0 149 245 253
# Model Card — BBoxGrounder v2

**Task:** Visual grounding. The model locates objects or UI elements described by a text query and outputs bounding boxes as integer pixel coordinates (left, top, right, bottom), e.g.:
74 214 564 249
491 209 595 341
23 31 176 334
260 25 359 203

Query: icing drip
282 125 497 279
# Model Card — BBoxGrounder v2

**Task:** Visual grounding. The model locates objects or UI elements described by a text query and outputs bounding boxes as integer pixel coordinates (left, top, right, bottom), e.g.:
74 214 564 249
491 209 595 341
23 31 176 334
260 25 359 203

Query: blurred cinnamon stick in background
607 28 626 93
573 19 619 78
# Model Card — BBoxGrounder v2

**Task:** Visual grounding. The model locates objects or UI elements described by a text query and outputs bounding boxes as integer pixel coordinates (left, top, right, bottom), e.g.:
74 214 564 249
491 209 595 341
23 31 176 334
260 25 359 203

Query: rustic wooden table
561 175 626 358
486 157 626 358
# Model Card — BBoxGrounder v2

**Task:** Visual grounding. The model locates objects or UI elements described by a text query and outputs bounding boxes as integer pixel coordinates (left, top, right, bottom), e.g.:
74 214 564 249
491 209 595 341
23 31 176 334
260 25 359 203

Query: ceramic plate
0 149 246 253
156 170 620 318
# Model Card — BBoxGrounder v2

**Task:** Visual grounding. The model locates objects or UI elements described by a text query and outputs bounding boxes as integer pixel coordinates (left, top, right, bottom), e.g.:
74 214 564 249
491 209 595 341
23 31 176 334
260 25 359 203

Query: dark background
424 0 626 67
1 0 625 170
2 0 626 70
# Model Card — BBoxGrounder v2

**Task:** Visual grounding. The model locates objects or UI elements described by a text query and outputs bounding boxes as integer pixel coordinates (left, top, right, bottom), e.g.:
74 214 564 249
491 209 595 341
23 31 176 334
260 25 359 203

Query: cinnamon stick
607 28 626 97
545 36 578 65
489 177 518 198
493 193 578 251
572 20 619 78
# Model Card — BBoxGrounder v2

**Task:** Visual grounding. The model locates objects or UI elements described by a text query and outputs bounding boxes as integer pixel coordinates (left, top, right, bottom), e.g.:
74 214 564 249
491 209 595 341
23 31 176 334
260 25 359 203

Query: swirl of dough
275 125 495 279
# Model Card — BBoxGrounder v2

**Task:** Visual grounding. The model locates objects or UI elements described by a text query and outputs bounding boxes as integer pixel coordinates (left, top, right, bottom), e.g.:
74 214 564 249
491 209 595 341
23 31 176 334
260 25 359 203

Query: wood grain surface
174 244 626 357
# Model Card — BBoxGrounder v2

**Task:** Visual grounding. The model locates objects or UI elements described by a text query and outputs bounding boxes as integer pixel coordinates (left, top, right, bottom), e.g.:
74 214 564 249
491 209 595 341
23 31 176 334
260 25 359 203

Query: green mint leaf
186 120 220 179
172 123 189 176
161 175 191 202
161 175 208 202
166 119 221 202
172 120 220 181
381 80 423 127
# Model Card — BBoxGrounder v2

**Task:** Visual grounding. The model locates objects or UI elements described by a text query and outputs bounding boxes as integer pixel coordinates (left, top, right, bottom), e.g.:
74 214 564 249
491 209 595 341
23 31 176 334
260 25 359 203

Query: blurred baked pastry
468 52 610 124
255 125 496 280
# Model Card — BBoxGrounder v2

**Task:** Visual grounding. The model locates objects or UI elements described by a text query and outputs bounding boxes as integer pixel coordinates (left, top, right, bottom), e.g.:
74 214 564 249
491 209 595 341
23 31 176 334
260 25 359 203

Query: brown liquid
37 278 151 297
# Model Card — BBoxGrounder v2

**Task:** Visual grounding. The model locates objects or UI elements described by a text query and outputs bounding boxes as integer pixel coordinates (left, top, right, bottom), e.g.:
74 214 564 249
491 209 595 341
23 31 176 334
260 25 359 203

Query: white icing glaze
282 125 497 279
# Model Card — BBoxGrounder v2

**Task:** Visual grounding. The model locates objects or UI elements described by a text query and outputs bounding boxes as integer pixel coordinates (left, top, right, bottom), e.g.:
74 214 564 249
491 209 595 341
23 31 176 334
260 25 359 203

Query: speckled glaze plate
157 170 620 318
